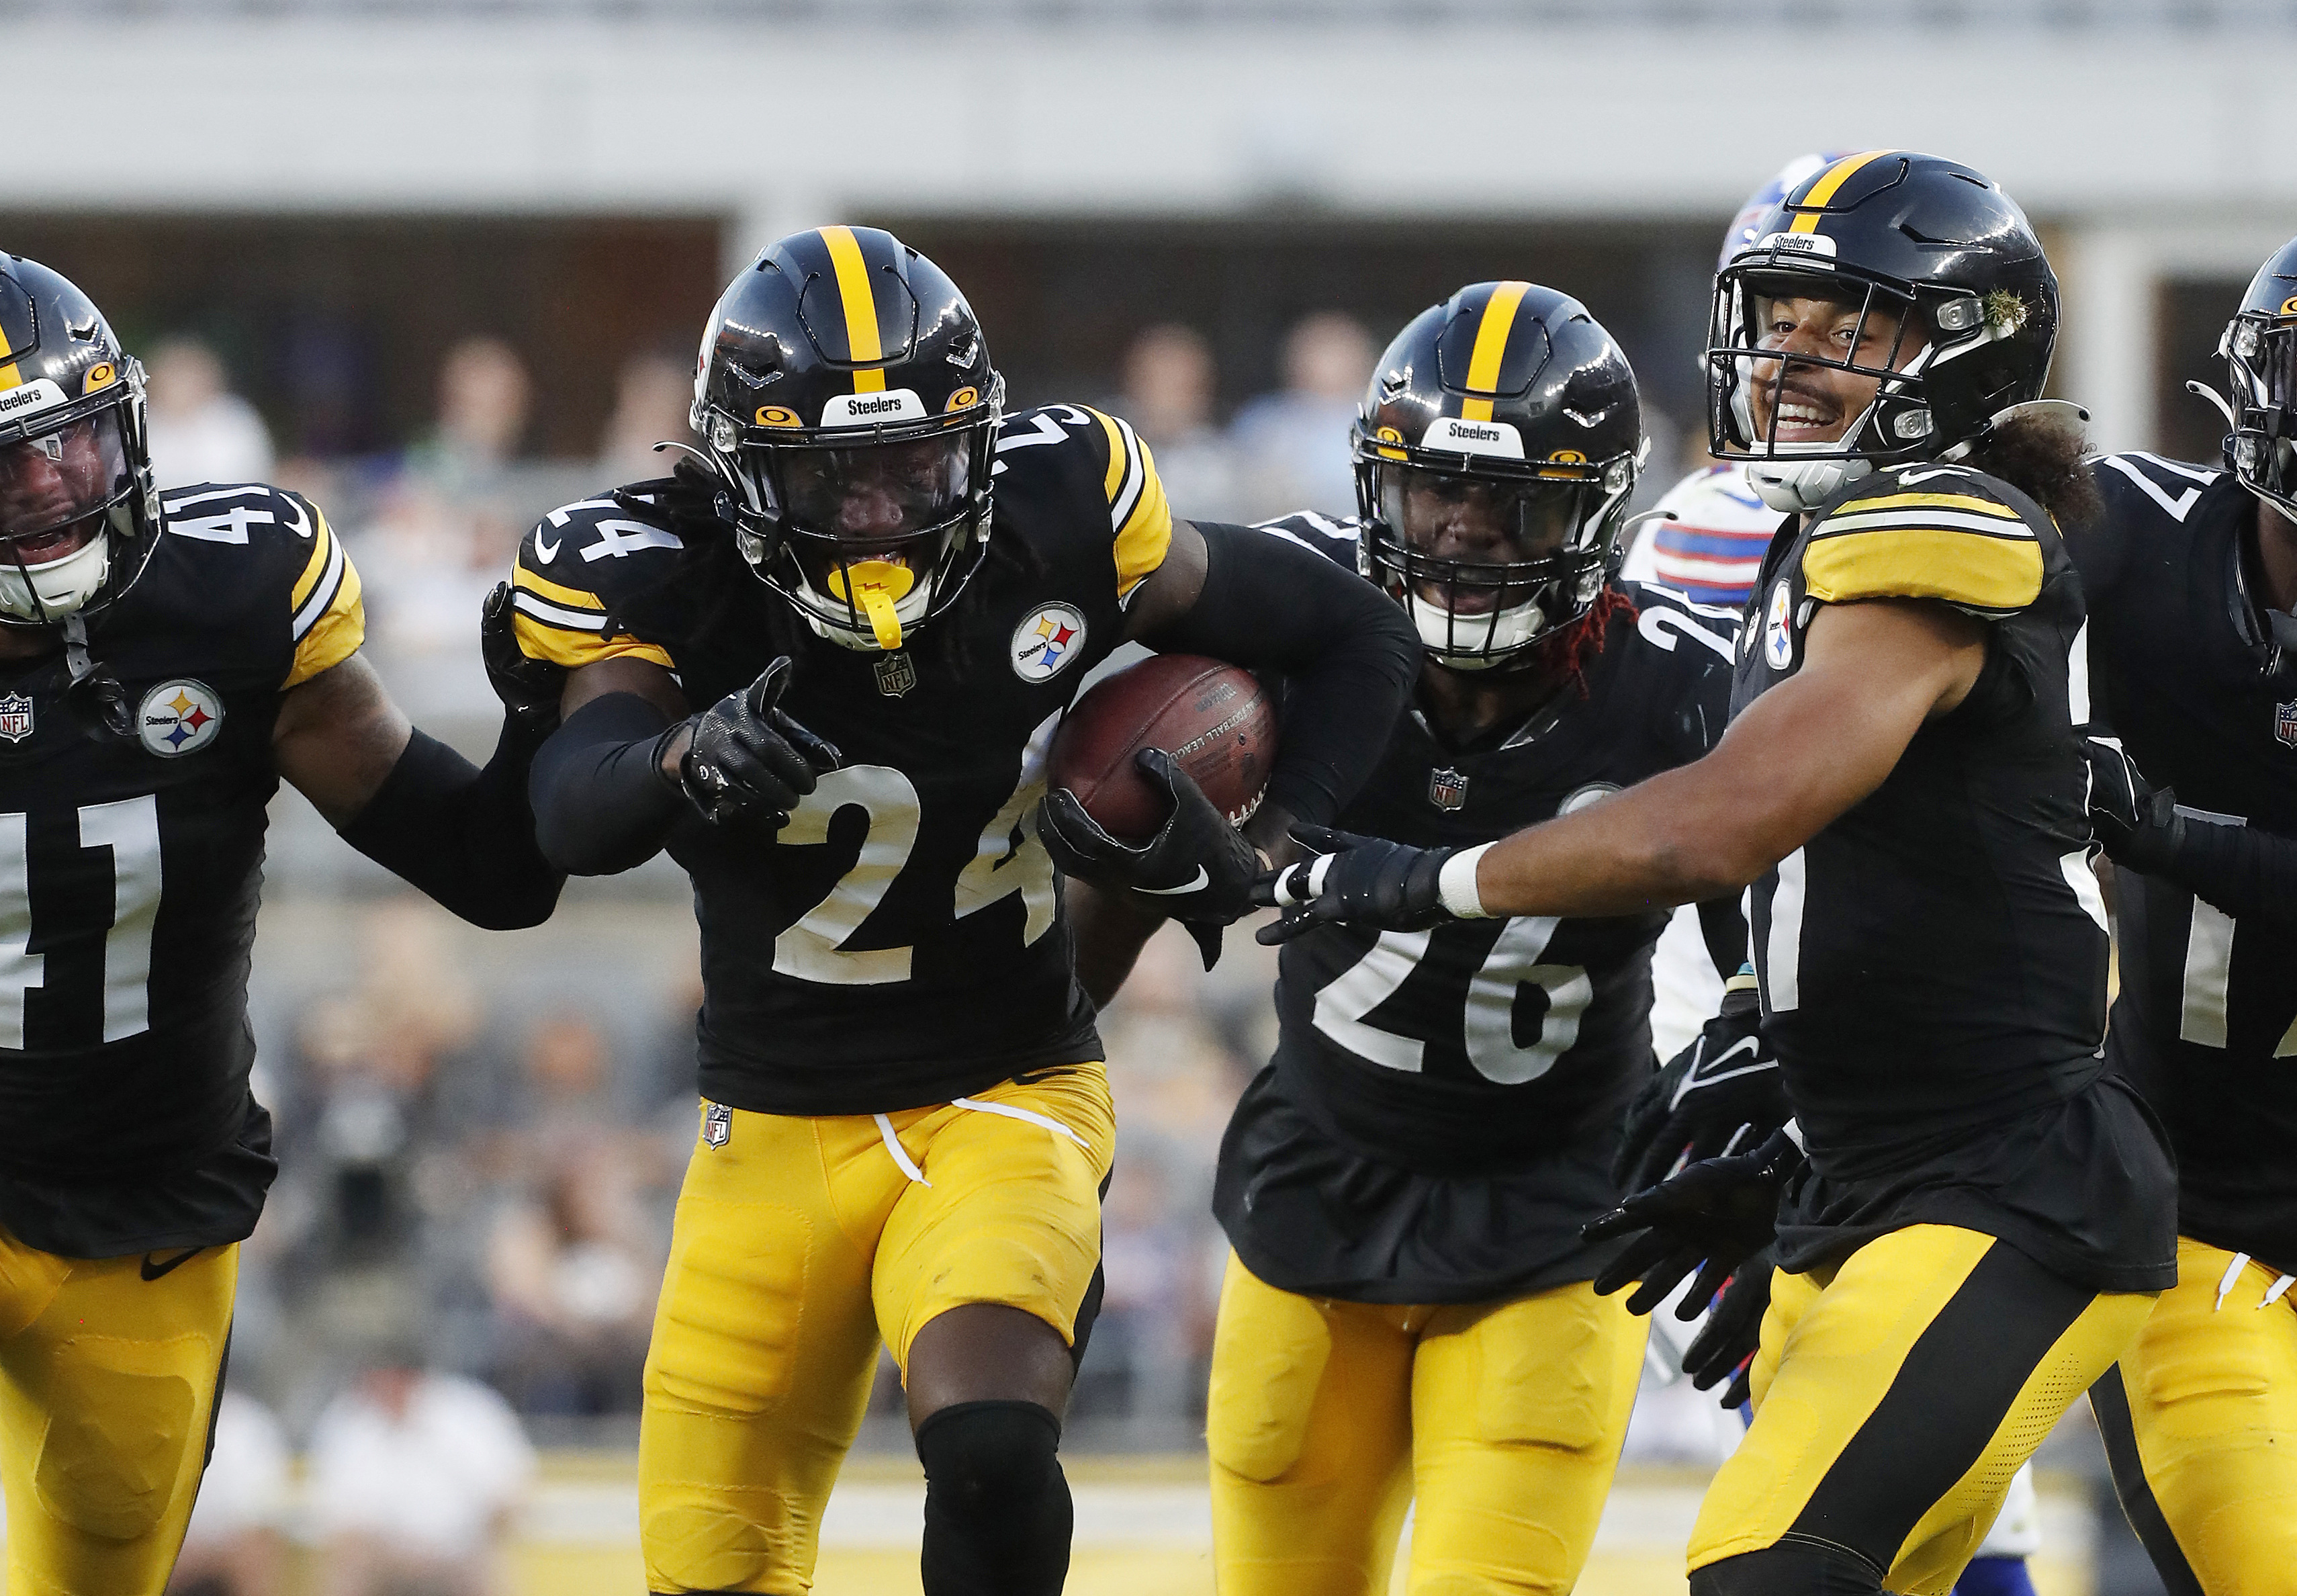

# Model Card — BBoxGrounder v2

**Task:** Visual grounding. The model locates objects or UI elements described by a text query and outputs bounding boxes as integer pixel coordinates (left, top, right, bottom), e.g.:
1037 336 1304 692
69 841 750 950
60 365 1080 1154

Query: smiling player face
1743 293 1927 447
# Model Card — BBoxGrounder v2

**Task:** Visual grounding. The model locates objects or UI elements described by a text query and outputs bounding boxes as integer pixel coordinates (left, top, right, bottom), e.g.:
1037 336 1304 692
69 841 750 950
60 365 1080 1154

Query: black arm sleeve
527 691 685 876
2155 819 2297 931
1142 521 1421 826
1697 893 1750 979
339 720 565 930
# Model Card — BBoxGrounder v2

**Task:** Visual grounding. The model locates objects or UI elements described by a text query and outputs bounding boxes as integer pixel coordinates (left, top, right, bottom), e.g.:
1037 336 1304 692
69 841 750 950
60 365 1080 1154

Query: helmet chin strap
60 613 130 737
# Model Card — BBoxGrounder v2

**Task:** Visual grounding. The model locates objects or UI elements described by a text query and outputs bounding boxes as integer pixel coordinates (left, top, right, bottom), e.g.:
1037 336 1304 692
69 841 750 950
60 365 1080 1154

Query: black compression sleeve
2157 819 2297 930
527 691 684 876
340 721 564 930
1143 521 1420 826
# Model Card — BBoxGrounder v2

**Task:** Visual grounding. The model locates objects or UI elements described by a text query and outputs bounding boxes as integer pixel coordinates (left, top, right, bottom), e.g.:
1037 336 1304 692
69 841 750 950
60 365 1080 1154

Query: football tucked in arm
1047 654 1276 843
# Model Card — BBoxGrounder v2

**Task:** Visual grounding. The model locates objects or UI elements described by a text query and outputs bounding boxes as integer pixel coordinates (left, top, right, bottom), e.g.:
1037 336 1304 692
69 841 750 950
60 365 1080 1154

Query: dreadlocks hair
1958 410 2103 530
1525 584 1638 699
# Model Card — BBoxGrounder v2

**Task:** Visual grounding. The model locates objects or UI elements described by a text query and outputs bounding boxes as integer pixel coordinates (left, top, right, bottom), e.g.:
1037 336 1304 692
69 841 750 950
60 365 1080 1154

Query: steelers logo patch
1763 580 1795 670
1011 603 1089 682
138 679 225 758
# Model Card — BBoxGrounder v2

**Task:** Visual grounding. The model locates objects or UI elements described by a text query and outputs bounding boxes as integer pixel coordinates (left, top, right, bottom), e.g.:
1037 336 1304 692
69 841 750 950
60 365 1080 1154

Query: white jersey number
0 795 165 1050
1313 919 1592 1085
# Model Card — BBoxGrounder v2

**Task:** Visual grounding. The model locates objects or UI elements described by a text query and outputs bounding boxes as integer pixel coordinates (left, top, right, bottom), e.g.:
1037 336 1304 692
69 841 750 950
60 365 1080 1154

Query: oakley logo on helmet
754 405 801 428
82 363 116 395
821 390 927 427
1421 416 1525 459
0 380 68 420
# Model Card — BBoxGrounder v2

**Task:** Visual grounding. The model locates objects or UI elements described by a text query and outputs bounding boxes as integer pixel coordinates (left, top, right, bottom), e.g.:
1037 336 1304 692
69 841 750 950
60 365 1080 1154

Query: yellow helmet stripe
1788 149 1895 234
1459 280 1531 423
820 226 889 394
0 318 19 391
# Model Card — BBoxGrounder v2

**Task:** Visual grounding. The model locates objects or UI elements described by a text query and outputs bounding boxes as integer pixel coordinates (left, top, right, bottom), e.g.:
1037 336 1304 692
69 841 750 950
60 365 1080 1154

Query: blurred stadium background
7 1 2292 1591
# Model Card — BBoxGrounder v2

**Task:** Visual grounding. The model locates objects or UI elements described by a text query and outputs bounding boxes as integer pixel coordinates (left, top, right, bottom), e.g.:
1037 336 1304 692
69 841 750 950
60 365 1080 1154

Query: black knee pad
1691 1539 1886 1596
915 1401 1071 1596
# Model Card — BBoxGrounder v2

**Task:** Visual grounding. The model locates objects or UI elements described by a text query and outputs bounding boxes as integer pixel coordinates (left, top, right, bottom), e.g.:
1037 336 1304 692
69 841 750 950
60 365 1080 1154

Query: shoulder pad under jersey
992 403 1173 603
509 489 686 672
158 480 364 690
1801 463 2045 617
1250 510 1363 574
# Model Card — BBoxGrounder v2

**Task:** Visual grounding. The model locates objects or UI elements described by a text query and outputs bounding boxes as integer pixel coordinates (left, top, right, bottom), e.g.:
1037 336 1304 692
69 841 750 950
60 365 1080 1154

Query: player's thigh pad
639 1106 893 1594
2092 1235 2297 1595
0 1240 234 1594
1691 1224 2153 1596
871 1064 1115 1373
1405 1280 1647 1596
1207 1254 1417 1596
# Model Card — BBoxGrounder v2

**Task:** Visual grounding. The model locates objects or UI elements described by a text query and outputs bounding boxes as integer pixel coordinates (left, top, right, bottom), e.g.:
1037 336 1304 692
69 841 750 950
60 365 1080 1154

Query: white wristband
1437 843 1494 920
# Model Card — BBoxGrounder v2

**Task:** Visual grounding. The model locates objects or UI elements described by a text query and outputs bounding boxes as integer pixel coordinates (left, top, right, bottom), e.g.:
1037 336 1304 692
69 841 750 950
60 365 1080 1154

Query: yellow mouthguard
828 559 915 650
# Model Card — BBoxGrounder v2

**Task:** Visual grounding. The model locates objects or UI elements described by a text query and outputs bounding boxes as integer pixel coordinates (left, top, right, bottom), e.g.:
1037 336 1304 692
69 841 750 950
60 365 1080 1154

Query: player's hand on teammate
1038 749 1260 967
2083 734 2186 875
480 582 567 742
1251 826 1457 944
1681 1250 1773 1411
1583 1125 1803 1317
1613 976 1789 1194
664 657 842 828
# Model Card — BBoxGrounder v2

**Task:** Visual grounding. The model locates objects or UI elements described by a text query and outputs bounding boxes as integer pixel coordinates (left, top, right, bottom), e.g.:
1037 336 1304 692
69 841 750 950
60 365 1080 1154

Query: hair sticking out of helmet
2218 234 2297 525
1354 281 1643 670
690 226 1005 652
1536 584 1638 700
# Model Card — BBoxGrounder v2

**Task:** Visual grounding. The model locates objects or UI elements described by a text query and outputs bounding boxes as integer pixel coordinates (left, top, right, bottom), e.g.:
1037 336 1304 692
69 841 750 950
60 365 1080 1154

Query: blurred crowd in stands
138 316 1727 1595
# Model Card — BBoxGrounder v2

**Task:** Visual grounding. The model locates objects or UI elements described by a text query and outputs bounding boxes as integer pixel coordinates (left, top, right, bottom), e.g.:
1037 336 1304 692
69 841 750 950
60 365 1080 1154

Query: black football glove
1037 748 1260 970
480 582 566 744
2085 734 2186 876
1681 1249 1774 1411
1613 975 1789 1194
1251 824 1457 946
1583 1125 1803 1317
662 658 842 828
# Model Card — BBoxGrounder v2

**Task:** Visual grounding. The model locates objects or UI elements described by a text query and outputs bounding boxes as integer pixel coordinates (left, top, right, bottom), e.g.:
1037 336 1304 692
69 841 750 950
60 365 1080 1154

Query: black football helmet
0 255 160 627
690 226 1003 652
1706 151 2061 512
2218 236 2297 523
1353 281 1642 670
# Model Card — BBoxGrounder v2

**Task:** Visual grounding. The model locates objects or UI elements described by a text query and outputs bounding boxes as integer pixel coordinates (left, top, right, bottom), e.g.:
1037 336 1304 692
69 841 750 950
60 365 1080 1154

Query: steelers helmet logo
138 678 225 758
1010 603 1088 683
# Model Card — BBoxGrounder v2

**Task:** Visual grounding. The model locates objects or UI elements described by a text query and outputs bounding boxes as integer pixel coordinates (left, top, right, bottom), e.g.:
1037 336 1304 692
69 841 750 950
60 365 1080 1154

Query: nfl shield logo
2277 699 2297 750
703 1102 732 1149
1427 766 1469 810
874 651 917 699
0 693 30 744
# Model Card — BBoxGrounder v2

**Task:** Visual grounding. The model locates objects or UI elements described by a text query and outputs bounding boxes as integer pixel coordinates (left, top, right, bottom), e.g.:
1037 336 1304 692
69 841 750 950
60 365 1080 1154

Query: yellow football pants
1207 1253 1647 1596
2091 1235 2297 1595
0 1227 237 1596
637 1064 1115 1595
1691 1224 2155 1595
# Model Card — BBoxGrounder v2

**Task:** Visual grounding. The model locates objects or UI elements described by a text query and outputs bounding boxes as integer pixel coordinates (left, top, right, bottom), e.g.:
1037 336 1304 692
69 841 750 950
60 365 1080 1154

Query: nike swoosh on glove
2083 734 2186 875
1613 975 1789 1194
665 657 842 828
1036 748 1259 969
1251 824 1454 944
1582 1126 1803 1317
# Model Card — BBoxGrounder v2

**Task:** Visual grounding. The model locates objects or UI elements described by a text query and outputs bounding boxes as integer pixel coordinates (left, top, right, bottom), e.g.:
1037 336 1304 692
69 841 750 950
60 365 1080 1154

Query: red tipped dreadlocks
1527 585 1637 699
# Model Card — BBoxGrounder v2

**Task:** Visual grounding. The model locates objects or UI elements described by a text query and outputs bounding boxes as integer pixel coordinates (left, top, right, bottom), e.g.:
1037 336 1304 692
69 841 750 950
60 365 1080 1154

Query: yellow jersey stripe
1459 280 1531 423
513 562 608 611
1789 149 1895 233
284 545 365 689
1095 408 1131 502
1803 525 2043 612
1842 491 2022 519
510 608 674 672
287 506 336 610
0 317 18 391
820 226 887 393
1112 437 1173 600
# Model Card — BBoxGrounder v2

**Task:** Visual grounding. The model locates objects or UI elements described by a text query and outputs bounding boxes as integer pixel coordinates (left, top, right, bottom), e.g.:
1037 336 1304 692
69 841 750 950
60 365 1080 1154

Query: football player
1257 152 2177 1596
1179 284 1744 1594
2075 238 2297 1592
506 227 1418 1596
0 255 562 1595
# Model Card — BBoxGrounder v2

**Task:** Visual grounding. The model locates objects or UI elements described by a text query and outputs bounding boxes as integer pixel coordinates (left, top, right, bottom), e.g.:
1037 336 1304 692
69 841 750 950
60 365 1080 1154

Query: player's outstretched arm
1124 519 1421 860
1257 598 1987 936
273 646 565 932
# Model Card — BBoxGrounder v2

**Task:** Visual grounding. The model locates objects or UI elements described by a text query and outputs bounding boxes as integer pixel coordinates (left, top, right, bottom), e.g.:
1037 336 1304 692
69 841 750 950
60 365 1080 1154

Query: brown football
1047 654 1276 844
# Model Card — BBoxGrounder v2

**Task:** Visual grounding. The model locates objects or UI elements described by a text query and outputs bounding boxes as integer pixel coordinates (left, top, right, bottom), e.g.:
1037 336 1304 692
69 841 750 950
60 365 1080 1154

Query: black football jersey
511 405 1176 1116
1736 462 2174 1293
2078 453 2297 1272
0 482 365 1257
1214 513 1740 1302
